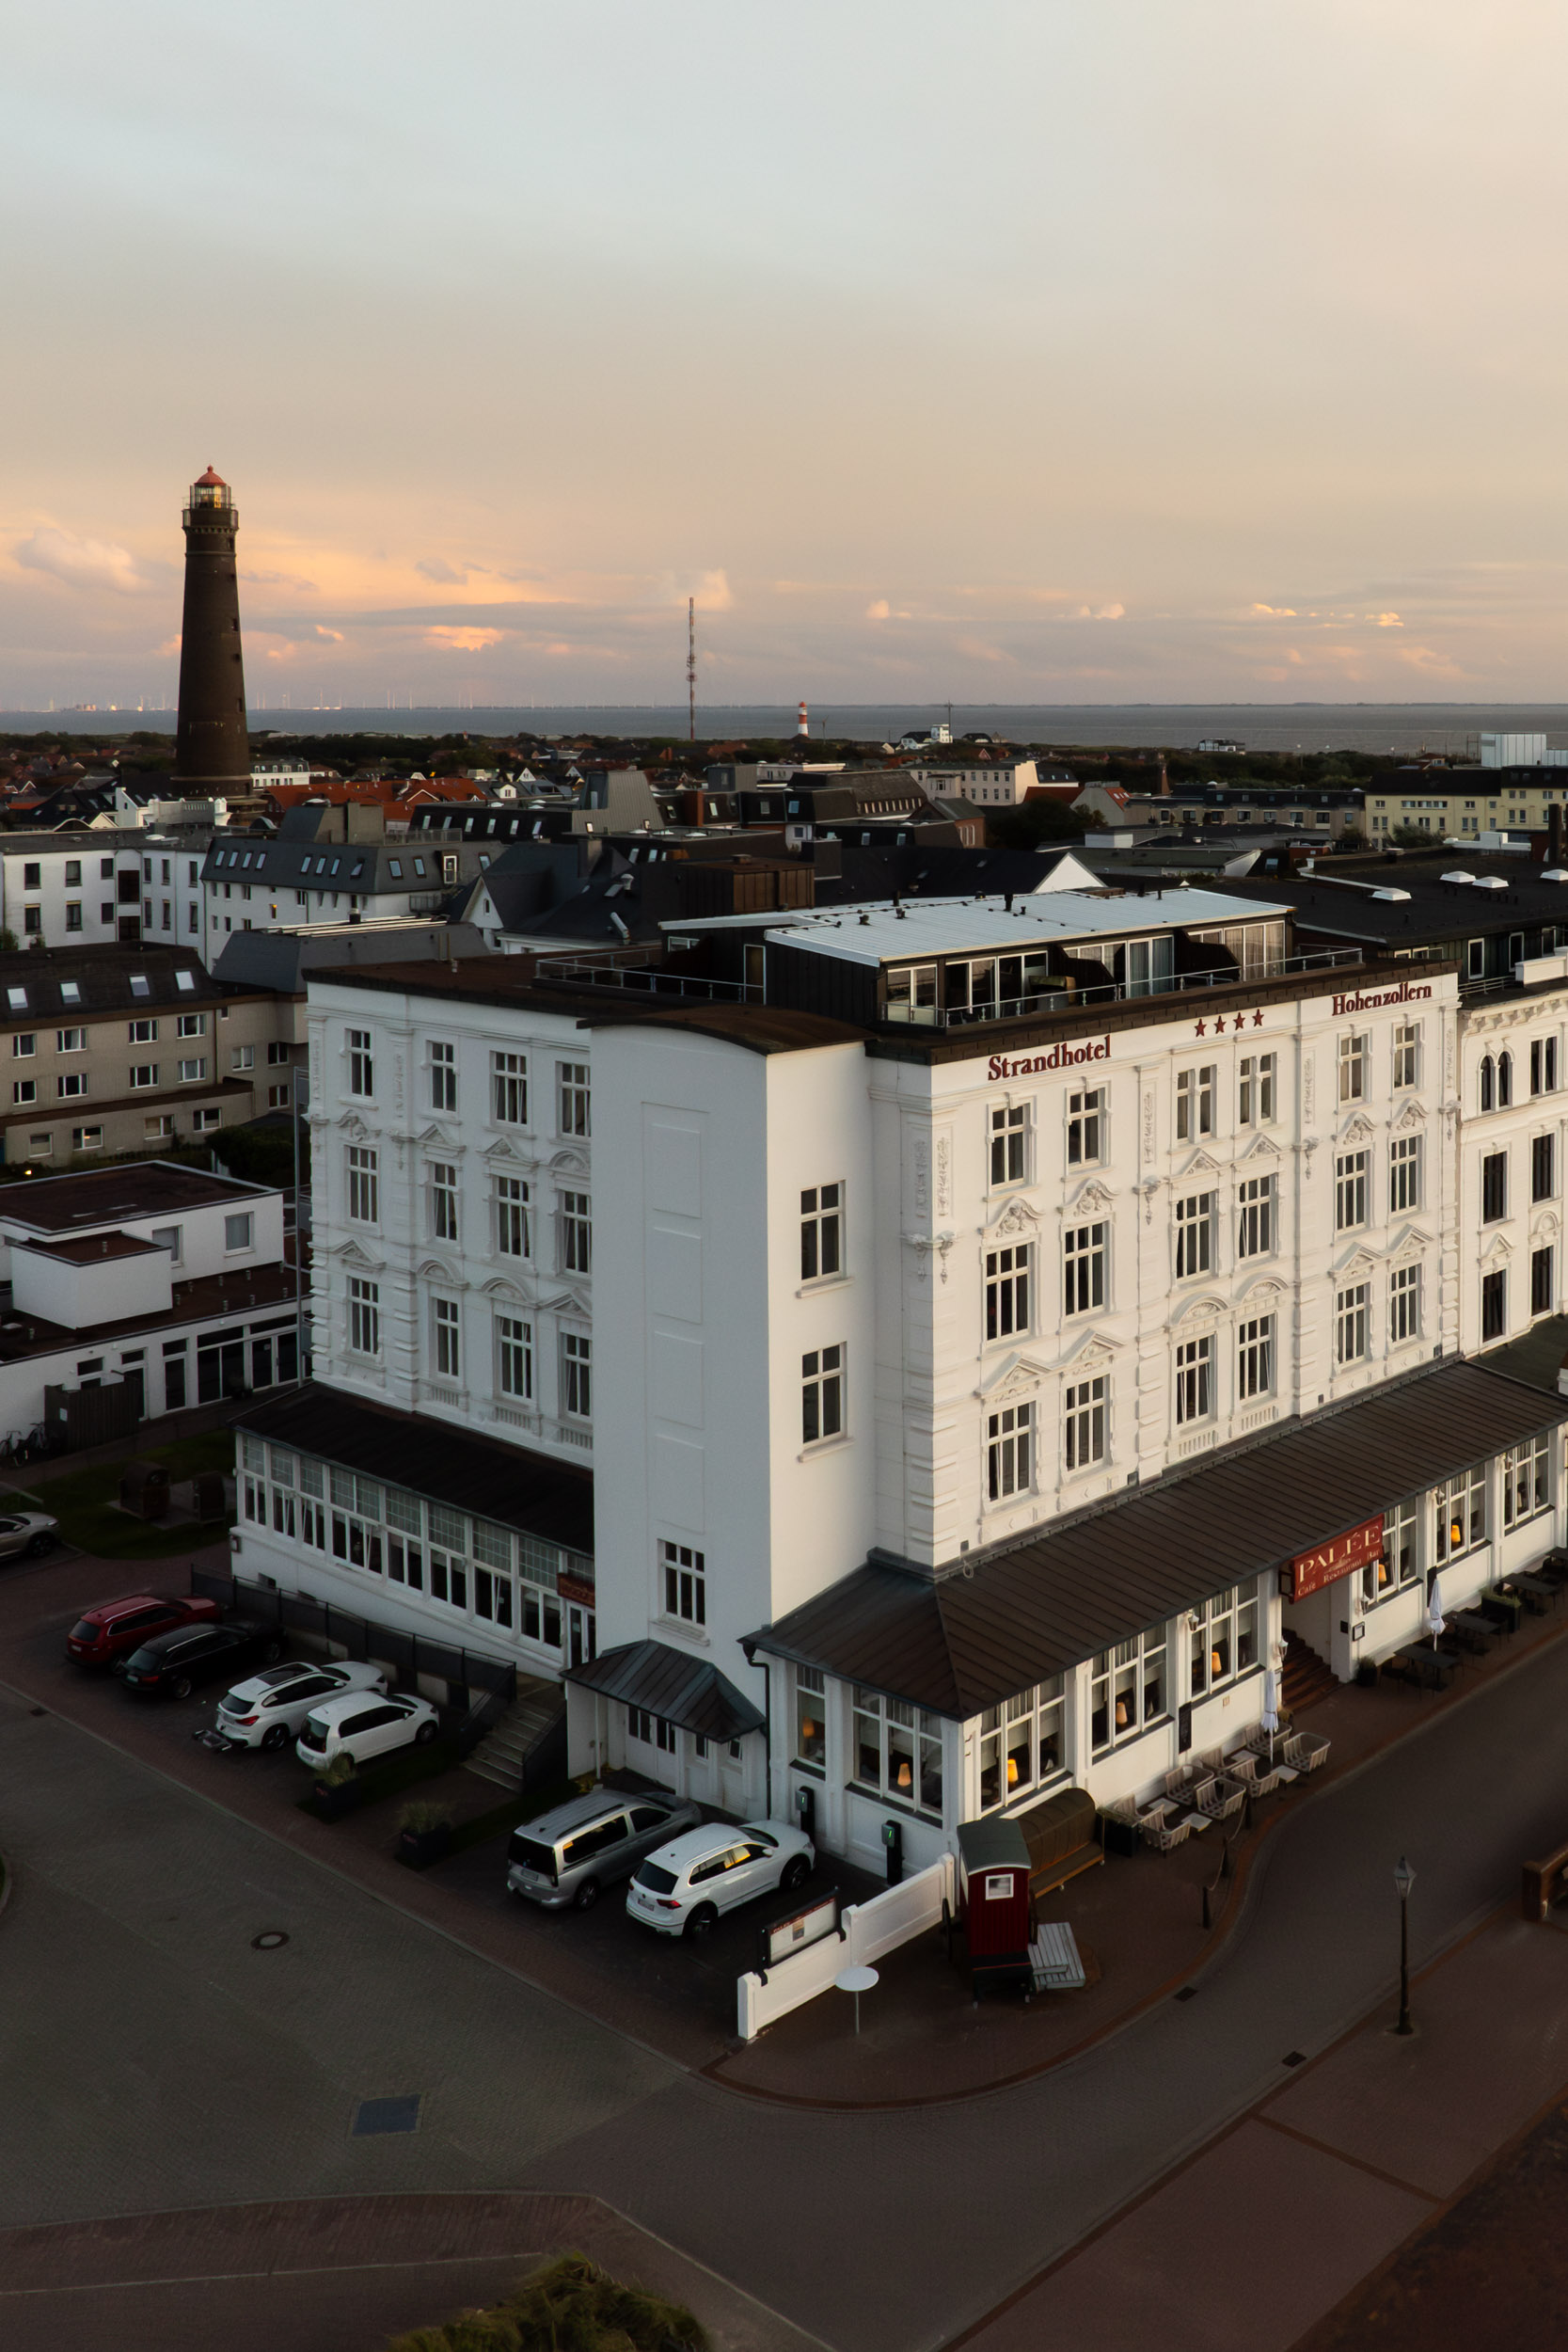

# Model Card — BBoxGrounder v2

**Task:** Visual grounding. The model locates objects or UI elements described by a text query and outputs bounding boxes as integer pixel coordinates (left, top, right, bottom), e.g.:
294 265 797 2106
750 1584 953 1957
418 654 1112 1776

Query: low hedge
388 2251 706 2350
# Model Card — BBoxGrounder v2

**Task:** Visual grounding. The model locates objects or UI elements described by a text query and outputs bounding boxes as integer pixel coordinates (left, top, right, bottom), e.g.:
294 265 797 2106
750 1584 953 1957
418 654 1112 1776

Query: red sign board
1279 1512 1386 1602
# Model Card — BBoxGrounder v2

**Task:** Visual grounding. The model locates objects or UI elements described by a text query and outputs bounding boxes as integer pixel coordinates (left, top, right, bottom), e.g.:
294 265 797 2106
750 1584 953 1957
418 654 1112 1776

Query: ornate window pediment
1066 1177 1116 1216
1236 1131 1281 1164
1339 1112 1377 1145
339 1112 369 1142
483 1135 524 1162
1531 1209 1561 1243
1334 1244 1382 1279
1388 1223 1433 1259
549 1146 591 1180
415 1121 460 1152
539 1284 589 1316
1479 1230 1513 1264
415 1255 463 1287
989 1195 1040 1238
1175 1149 1221 1182
1393 1098 1428 1133
479 1274 530 1303
1169 1291 1226 1328
976 1350 1053 1401
336 1237 384 1273
1235 1272 1285 1305
1058 1327 1118 1371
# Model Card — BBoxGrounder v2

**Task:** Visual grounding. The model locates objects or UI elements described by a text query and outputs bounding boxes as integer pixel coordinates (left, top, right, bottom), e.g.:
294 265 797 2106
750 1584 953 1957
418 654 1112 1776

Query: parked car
507 1788 702 1914
0 1509 58 1563
118 1618 285 1699
626 1820 815 1939
295 1690 440 1772
213 1660 388 1751
66 1591 219 1668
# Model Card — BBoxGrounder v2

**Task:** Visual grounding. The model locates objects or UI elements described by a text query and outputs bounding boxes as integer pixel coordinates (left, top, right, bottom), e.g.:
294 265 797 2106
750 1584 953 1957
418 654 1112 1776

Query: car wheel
261 1724 290 1753
24 1532 53 1557
685 1902 719 1941
170 1677 193 1701
261 1640 283 1665
573 1876 600 1913
414 1720 438 1746
780 1855 810 1896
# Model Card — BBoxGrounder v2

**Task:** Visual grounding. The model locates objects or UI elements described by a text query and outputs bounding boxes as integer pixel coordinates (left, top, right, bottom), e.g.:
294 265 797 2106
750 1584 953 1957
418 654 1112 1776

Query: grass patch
14 1424 238 1561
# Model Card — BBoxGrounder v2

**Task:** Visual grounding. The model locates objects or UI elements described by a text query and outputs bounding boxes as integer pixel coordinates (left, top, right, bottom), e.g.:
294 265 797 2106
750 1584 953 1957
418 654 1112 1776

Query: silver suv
506 1788 701 1913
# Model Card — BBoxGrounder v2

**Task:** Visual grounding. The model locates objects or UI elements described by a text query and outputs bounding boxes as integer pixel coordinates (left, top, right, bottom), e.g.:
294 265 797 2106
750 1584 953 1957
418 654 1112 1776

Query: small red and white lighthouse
796 698 809 739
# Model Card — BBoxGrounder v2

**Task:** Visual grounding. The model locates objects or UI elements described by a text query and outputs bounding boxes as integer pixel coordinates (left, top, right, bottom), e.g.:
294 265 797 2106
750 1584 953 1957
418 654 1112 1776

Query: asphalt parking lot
0 1546 881 2070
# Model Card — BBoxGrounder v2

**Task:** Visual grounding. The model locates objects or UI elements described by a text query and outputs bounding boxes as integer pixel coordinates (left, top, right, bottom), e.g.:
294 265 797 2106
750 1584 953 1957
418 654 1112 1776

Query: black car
117 1619 285 1698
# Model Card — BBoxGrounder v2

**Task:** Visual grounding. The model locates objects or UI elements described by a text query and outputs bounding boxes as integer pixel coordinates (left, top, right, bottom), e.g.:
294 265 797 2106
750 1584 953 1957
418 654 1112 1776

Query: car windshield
633 1862 679 1894
70 1620 99 1643
508 1835 557 1883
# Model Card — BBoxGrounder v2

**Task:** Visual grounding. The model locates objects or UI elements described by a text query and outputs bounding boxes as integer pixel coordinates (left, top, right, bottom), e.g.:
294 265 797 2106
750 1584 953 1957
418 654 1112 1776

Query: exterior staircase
1281 1630 1338 1715
463 1674 568 1792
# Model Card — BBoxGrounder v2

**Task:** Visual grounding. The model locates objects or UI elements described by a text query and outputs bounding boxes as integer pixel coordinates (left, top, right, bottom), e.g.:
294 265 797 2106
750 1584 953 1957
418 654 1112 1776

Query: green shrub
319 1753 357 1787
386 2252 706 2350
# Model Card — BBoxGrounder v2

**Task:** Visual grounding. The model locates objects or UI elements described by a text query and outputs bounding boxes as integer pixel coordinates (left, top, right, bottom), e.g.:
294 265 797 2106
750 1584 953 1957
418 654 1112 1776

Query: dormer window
7 987 26 1012
58 981 81 1006
174 970 196 993
129 974 150 998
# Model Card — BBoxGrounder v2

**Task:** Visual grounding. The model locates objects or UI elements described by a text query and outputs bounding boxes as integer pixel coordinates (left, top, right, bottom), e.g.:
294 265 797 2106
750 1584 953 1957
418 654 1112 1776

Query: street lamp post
1393 1855 1416 2035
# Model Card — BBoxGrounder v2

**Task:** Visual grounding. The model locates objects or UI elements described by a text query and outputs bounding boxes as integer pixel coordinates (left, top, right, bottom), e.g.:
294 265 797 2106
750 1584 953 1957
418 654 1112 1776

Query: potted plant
397 1800 454 1869
313 1752 362 1821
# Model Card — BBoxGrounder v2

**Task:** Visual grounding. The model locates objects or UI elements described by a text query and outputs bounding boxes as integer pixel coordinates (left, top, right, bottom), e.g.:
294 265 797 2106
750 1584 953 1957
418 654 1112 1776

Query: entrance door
567 1606 595 1669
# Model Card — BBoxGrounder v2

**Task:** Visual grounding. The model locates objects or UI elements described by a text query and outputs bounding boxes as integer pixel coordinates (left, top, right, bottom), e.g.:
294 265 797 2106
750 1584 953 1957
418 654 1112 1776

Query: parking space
0 1545 884 2070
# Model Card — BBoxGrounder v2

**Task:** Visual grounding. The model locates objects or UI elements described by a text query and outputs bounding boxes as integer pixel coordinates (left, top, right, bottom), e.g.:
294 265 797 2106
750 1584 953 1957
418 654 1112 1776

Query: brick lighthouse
174 466 251 792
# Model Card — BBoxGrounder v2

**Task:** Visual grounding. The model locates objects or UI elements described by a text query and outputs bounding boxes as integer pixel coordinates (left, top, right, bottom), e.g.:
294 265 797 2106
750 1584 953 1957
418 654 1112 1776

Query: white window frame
986 1400 1034 1502
348 1276 380 1359
1174 1333 1213 1423
801 1344 843 1445
497 1313 533 1401
346 1145 378 1226
1389 1262 1421 1343
1336 1280 1370 1363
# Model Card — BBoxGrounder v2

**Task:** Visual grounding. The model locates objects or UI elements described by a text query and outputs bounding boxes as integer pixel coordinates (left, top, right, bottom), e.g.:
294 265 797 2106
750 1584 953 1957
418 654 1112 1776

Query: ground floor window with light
1433 1464 1486 1563
1090 1626 1166 1752
979 1677 1065 1808
794 1665 825 1767
852 1687 942 1814
1189 1584 1258 1697
1502 1433 1550 1530
1364 1498 1418 1604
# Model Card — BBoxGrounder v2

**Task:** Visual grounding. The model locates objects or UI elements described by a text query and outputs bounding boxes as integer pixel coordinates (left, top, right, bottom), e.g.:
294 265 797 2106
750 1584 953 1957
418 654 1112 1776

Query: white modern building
0 1159 296 1438
227 886 1568 1872
906 759 1042 807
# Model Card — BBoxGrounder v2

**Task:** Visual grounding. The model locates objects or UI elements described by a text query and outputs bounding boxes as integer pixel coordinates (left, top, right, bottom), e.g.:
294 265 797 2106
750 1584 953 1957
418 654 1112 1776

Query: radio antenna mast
687 596 696 742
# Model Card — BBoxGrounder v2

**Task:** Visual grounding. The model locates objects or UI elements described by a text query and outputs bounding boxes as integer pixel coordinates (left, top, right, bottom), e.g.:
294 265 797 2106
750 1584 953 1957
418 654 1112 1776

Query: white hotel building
230 886 1568 1873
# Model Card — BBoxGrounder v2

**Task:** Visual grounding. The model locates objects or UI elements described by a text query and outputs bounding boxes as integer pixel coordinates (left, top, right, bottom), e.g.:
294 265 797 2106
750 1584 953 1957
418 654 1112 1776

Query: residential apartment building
228 882 1568 1875
0 944 299 1166
0 834 149 948
199 803 465 952
1365 767 1568 841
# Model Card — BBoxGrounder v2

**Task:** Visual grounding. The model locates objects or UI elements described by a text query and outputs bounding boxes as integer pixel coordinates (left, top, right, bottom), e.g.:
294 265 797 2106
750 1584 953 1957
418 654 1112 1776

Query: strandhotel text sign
1278 1512 1386 1602
989 1037 1110 1080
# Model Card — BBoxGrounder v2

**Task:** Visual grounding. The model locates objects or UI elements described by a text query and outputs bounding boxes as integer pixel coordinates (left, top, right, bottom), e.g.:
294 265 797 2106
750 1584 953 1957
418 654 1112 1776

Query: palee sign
1277 1511 1386 1602
988 1036 1111 1081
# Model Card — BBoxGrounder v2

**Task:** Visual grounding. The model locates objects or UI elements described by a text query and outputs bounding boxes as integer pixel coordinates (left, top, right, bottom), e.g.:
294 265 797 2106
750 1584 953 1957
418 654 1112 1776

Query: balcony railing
882 947 1364 1029
535 957 762 1004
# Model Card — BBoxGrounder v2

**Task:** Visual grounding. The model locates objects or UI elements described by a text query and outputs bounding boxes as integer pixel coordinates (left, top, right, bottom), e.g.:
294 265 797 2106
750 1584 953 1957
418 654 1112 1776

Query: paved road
6 1629 1568 2352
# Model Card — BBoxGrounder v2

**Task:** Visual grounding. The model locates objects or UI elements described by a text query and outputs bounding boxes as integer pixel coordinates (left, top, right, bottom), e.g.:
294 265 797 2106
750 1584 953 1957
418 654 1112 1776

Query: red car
66 1592 220 1668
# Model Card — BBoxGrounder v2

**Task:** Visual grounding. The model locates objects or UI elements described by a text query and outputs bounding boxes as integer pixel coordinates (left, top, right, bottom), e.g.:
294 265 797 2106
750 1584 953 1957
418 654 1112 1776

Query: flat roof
750 1359 1568 1716
748 887 1288 968
0 1160 272 1234
18 1232 166 1263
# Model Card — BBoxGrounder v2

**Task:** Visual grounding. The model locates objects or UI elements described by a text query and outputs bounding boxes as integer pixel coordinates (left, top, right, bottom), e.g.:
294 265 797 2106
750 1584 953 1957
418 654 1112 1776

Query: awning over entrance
564 1637 764 1743
748 1359 1568 1719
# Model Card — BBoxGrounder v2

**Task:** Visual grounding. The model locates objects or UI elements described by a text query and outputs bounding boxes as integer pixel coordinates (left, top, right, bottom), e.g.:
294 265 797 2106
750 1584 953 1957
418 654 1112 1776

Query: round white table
835 1963 879 2035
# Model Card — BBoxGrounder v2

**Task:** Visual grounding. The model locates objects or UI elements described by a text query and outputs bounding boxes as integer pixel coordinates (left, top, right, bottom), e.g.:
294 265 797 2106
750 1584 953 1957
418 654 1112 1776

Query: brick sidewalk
951 1904 1568 2351
0 2191 829 2352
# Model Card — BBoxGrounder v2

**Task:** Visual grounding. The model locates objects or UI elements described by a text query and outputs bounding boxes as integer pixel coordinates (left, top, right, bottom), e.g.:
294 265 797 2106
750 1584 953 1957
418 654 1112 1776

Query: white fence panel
736 1853 956 2041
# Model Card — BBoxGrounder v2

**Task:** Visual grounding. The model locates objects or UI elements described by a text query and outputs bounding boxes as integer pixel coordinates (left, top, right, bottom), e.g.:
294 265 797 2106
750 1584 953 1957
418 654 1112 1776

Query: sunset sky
5 2 1566 710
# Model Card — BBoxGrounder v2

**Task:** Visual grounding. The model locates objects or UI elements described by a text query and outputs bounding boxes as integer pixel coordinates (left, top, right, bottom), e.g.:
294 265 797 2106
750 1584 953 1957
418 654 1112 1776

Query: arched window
1499 1050 1513 1107
1481 1055 1494 1112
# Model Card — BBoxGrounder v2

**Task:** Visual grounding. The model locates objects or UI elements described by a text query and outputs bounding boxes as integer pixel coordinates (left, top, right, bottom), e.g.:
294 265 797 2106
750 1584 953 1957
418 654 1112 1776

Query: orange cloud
424 626 505 652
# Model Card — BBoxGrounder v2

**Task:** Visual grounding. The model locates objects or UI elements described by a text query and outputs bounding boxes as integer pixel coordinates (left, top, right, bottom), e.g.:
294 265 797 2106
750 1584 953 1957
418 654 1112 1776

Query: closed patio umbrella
1426 1576 1446 1652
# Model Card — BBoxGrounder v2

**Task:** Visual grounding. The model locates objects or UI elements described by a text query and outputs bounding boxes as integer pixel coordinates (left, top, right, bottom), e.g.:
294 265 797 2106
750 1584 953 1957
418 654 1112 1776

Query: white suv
626 1820 815 1939
295 1691 440 1771
214 1661 387 1751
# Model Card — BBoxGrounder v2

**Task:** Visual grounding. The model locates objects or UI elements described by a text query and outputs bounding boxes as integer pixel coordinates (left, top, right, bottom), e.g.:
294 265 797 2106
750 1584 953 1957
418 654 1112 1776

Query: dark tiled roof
563 1637 764 1741
580 1002 863 1056
0 945 229 1024
1477 1314 1568 1398
750 1360 1568 1718
233 1382 593 1554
